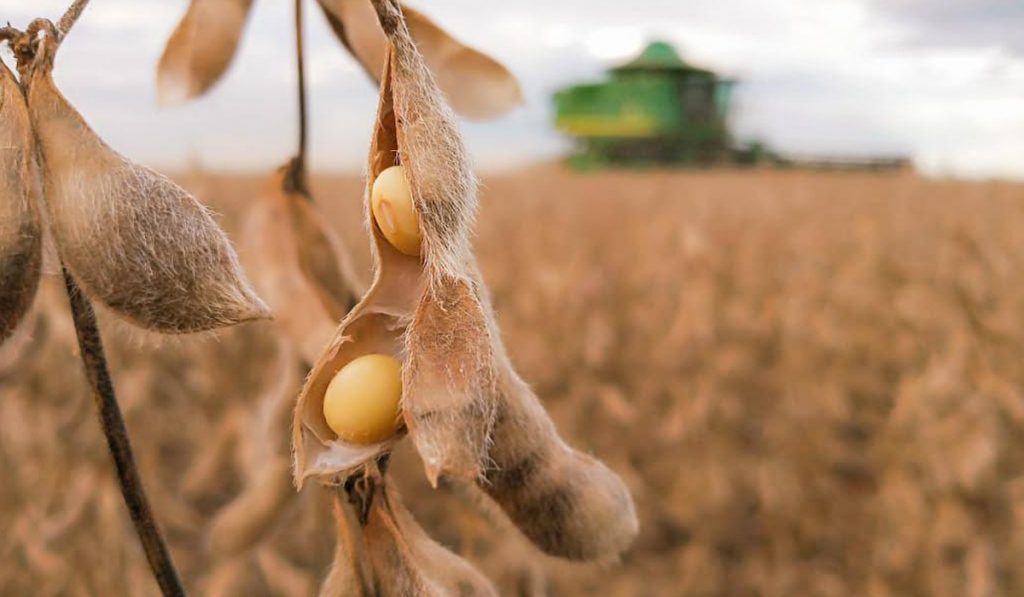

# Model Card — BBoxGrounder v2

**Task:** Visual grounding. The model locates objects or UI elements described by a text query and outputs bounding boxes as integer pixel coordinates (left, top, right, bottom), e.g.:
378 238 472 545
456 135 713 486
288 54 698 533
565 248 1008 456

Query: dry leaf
157 0 255 105
25 30 269 333
317 0 522 120
0 59 42 343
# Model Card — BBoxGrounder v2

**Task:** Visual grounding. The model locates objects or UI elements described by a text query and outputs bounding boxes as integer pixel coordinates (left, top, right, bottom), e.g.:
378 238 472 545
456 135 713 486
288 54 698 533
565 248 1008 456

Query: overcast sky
2 0 1024 178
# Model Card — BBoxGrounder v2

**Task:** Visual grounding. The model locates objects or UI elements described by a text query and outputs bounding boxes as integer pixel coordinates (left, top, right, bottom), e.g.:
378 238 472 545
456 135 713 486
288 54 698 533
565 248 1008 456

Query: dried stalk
286 0 310 197
56 0 90 39
62 269 187 597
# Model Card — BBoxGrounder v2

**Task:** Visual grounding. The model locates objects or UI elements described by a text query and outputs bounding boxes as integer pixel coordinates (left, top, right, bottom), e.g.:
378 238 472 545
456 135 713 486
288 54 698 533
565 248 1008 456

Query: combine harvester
553 41 910 171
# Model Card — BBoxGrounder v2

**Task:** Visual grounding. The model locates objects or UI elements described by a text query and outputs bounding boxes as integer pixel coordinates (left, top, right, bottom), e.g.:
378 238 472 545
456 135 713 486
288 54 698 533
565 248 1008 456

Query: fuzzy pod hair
157 0 255 106
317 0 522 121
241 166 362 364
294 0 637 561
293 1 499 487
24 28 269 334
320 482 496 597
482 345 640 561
0 59 42 343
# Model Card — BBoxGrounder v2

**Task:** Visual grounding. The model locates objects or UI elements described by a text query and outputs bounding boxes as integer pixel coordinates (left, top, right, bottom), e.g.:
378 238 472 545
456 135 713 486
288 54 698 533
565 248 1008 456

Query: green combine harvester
554 41 908 171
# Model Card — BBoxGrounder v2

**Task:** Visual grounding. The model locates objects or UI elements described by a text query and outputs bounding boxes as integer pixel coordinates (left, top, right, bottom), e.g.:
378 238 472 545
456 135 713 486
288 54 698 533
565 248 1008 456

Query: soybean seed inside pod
371 165 421 256
323 354 403 444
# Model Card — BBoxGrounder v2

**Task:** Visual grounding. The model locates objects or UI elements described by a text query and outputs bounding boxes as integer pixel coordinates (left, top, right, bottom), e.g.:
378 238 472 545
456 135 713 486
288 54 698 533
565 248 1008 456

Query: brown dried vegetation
4 167 1024 595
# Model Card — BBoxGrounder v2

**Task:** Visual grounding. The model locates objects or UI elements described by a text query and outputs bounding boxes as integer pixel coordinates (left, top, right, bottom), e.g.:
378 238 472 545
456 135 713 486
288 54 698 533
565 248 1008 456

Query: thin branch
288 0 311 197
57 0 91 40
63 270 188 597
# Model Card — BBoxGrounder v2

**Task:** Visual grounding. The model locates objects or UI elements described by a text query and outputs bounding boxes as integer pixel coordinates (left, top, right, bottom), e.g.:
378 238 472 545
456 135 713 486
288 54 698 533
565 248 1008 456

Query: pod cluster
293 0 638 567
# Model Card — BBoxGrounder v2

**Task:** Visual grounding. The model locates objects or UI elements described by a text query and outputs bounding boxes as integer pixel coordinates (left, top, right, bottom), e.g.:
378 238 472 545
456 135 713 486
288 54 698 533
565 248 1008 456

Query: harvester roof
612 41 712 76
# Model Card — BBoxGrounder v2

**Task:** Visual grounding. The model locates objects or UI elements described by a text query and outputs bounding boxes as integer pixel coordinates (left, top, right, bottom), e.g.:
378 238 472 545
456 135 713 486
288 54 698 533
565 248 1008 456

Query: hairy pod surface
25 33 269 333
317 0 522 120
0 60 42 343
322 483 496 597
483 355 640 560
241 169 361 363
158 0 255 105
319 495 374 597
295 1 638 562
293 21 498 486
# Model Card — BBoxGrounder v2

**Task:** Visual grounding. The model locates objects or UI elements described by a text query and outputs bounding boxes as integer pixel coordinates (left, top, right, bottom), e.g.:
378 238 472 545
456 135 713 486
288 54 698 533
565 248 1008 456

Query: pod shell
0 60 42 343
26 33 269 334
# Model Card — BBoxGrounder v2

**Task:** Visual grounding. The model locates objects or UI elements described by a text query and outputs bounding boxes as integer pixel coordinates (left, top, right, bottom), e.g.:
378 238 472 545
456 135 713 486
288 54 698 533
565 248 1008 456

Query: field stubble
2 166 1024 596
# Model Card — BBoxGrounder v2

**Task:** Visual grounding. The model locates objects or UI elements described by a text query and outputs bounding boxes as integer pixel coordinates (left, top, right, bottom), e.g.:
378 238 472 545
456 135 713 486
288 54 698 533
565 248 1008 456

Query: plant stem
57 0 91 39
63 270 187 597
291 0 310 196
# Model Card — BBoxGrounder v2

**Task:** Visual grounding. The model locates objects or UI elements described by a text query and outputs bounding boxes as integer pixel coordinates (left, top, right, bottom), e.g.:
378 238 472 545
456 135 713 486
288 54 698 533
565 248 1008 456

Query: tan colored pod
157 0 255 105
298 0 637 562
483 357 640 560
321 482 496 597
319 496 372 597
0 59 42 343
293 17 498 486
24 30 269 334
241 167 362 363
362 483 497 596
317 0 522 120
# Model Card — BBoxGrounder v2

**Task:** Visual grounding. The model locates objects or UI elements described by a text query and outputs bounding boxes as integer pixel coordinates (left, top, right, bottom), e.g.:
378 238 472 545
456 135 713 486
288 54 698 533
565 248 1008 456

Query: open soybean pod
317 0 523 120
295 0 638 562
241 165 363 364
0 58 42 344
293 0 499 488
157 0 255 105
320 482 496 597
24 25 269 333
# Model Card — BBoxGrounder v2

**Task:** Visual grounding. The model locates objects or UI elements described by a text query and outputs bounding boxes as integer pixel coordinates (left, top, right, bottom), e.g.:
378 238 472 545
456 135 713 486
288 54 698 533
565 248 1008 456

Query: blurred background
3 1 1024 596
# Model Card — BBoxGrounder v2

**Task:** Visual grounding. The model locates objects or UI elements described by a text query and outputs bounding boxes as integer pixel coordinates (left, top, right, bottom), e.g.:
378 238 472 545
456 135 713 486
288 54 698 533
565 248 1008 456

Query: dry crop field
2 166 1024 596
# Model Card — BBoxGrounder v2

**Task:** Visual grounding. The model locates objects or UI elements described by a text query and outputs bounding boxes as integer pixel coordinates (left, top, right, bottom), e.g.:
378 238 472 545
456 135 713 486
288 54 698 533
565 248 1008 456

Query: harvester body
554 41 734 167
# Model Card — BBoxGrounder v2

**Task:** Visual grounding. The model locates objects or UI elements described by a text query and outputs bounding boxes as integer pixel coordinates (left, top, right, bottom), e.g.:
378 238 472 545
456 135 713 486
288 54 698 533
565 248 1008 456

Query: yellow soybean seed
323 354 403 444
371 165 421 256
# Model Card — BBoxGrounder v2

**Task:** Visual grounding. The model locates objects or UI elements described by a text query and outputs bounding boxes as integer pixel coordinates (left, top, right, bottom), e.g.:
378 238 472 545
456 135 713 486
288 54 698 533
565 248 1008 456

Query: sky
2 0 1024 179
